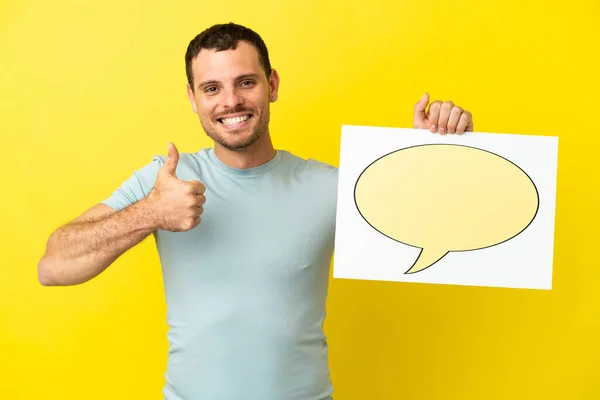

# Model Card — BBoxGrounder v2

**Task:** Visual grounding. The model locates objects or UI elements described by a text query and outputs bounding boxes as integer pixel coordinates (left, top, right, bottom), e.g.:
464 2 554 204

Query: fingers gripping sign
413 93 473 135
148 143 207 232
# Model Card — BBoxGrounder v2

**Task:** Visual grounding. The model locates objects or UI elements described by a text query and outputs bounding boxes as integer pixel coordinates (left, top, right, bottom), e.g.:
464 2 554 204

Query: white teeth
221 115 250 125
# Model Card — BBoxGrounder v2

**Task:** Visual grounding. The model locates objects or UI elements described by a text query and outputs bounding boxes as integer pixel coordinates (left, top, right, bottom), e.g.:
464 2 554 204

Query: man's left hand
413 93 473 135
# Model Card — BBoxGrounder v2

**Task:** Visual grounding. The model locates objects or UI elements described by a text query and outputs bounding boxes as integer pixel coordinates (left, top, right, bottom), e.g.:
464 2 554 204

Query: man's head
185 23 279 152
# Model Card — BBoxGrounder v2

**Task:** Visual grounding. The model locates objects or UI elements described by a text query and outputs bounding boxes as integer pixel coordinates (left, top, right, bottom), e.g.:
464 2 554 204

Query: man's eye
205 87 217 93
241 80 254 86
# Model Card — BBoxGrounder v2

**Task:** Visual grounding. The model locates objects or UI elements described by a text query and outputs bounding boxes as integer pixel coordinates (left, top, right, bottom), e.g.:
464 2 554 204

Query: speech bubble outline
354 144 540 274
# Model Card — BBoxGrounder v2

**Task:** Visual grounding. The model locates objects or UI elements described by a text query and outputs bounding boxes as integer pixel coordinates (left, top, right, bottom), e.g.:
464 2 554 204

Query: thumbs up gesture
147 143 206 232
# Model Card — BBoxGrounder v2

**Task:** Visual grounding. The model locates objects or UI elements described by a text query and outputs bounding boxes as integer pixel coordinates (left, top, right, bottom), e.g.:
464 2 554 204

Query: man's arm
38 199 159 286
38 143 206 286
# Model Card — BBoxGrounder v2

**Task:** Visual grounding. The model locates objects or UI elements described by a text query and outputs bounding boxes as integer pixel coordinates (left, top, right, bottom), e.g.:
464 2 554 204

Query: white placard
333 126 559 290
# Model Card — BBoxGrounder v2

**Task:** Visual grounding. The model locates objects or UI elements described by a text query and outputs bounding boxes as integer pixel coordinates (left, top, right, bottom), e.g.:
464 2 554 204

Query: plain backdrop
1 0 599 399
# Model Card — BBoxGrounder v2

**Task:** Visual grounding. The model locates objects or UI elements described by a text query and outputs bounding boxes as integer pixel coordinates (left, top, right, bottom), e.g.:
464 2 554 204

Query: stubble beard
200 108 270 152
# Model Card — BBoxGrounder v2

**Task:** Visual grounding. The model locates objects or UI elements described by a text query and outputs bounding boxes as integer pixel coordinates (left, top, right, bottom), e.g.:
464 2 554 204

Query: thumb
413 92 429 125
161 142 180 177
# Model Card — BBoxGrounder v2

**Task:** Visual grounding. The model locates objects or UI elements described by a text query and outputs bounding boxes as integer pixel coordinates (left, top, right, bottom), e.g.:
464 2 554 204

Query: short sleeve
101 155 166 212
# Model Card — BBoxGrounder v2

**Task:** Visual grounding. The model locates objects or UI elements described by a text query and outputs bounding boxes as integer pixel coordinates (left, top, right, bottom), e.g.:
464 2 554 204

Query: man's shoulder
279 150 338 176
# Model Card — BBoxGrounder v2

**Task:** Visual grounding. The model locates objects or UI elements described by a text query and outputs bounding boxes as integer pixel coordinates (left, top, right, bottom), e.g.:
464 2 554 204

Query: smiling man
188 41 275 153
185 31 281 170
38 23 473 400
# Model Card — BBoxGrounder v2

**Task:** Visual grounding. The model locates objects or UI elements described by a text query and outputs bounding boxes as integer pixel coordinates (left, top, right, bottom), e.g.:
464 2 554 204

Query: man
38 23 473 400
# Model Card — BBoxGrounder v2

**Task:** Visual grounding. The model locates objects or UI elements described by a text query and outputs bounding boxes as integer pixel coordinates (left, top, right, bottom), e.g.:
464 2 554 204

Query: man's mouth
217 114 253 126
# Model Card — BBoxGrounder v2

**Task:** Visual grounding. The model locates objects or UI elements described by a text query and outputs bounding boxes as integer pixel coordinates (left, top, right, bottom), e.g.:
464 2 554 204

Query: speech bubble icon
354 144 539 274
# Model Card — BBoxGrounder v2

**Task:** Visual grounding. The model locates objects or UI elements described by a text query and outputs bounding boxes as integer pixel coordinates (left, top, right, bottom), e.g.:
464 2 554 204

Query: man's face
187 41 279 152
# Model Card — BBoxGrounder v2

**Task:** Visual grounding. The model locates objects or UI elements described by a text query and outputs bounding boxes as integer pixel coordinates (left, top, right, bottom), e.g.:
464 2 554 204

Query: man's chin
214 133 262 152
202 118 267 151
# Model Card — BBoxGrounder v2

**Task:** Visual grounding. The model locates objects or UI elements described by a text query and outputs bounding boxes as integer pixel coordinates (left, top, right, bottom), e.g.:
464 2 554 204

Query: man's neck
213 134 277 170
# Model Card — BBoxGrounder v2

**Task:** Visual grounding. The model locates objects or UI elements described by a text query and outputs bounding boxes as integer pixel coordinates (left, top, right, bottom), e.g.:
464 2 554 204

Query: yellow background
1 0 598 398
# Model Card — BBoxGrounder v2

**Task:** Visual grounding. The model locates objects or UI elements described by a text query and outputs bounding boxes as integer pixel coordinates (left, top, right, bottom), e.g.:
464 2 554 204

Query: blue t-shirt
101 148 339 400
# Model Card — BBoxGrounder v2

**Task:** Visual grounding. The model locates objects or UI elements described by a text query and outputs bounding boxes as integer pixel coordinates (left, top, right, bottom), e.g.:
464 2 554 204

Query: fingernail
430 125 437 133
439 127 445 134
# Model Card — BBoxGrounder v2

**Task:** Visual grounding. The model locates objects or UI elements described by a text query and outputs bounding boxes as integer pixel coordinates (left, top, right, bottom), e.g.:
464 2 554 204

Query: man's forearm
39 198 159 286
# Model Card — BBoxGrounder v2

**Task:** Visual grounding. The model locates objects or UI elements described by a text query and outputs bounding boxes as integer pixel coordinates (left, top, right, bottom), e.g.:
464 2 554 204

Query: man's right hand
147 143 206 232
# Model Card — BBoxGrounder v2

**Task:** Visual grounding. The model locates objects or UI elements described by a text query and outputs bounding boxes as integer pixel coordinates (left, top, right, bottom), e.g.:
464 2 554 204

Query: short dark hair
185 23 272 91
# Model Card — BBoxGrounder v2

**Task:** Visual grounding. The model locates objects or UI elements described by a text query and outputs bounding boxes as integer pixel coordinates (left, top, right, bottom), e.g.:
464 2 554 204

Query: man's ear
269 69 280 102
187 83 198 114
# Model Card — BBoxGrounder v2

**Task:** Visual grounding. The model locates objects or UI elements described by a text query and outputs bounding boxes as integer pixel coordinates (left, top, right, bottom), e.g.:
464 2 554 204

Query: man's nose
223 88 244 109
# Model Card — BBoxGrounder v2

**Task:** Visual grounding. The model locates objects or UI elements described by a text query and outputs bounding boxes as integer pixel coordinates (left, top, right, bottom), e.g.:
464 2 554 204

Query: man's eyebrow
236 73 261 81
197 74 262 90
197 79 219 90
